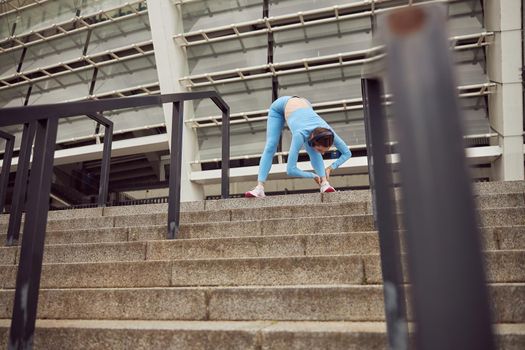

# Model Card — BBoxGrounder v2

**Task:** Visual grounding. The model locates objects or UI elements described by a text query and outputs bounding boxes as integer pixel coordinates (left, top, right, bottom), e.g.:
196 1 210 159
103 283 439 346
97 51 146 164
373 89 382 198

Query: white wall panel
105 106 165 130
455 49 488 86
3 1 77 38
0 86 27 108
15 15 151 73
447 1 484 36
187 36 267 74
193 78 272 98
0 17 12 40
0 0 145 40
81 0 139 15
180 0 263 33
278 66 362 95
0 51 20 77
86 16 151 54
20 31 88 71
273 18 372 62
57 116 98 140
269 0 363 17
192 86 271 117
28 71 94 103
198 120 267 159
280 78 362 103
93 57 157 94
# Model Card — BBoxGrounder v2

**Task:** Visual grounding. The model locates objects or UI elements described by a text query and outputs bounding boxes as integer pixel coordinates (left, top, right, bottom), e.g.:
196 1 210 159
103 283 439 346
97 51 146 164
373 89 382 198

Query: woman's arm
287 133 318 179
328 132 352 170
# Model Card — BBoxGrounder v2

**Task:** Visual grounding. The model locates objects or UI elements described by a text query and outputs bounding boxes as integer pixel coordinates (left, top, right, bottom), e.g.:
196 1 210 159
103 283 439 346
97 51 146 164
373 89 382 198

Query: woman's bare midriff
284 97 311 120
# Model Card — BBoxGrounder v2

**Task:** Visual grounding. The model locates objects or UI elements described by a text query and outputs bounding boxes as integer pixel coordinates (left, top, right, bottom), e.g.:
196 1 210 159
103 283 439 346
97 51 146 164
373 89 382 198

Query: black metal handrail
0 91 230 350
4 113 113 246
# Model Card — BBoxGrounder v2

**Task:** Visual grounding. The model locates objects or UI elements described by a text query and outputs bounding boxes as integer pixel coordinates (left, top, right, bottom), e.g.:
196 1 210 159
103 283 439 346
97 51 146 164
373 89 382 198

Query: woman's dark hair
309 127 334 148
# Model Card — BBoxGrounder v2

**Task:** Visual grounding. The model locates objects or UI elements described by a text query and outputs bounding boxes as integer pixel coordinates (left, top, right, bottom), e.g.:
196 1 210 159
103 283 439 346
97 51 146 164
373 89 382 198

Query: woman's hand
325 166 332 180
314 176 322 185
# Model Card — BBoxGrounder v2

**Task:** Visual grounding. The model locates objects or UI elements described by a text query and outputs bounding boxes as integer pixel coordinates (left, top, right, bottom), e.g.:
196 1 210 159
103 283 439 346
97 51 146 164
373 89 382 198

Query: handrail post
0 131 15 214
362 87 378 227
6 122 36 246
98 121 113 207
8 117 59 350
221 105 230 199
167 101 184 239
361 77 408 350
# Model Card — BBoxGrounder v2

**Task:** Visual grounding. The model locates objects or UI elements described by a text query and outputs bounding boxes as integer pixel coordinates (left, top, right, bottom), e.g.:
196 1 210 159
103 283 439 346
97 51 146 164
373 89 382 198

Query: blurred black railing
362 4 495 350
0 91 230 350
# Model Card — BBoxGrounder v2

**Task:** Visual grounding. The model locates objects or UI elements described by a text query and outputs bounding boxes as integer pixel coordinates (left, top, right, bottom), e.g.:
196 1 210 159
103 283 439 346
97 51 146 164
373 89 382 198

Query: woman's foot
320 181 336 193
245 185 266 198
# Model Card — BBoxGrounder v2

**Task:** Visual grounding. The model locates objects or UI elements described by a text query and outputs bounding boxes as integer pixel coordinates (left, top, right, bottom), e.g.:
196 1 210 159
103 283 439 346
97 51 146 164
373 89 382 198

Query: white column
486 0 524 180
147 0 204 200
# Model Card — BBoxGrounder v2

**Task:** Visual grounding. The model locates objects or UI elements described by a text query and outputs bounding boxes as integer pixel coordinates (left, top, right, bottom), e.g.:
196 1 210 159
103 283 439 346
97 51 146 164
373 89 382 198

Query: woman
245 95 352 198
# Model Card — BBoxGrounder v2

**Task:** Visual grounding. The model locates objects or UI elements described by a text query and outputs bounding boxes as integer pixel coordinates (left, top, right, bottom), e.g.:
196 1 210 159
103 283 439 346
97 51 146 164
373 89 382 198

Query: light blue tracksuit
257 96 352 182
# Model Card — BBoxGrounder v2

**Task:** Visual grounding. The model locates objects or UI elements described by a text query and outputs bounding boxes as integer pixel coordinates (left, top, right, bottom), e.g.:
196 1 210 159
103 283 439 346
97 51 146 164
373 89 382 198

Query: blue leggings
258 97 326 182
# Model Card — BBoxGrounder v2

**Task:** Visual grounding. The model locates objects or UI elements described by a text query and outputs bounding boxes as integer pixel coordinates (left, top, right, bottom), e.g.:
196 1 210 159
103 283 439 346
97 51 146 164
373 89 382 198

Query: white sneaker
245 186 266 198
320 182 336 193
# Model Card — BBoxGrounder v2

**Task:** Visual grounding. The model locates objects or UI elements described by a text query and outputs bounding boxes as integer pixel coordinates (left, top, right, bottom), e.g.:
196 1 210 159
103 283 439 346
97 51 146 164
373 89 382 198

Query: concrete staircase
0 181 524 349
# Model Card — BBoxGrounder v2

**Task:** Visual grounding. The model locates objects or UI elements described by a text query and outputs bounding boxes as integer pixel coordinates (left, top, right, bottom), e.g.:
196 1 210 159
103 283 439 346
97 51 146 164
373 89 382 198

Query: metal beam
0 91 228 124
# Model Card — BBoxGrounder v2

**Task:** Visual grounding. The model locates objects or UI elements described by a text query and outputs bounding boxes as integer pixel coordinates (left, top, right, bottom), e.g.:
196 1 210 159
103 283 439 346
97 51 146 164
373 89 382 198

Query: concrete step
1 224 523 255
0 284 522 323
0 227 131 245
111 201 371 229
0 202 371 232
362 250 525 284
0 320 387 350
0 232 380 264
100 189 524 216
108 197 525 229
0 228 522 266
0 186 525 224
0 201 205 224
490 226 525 250
475 192 525 209
176 209 525 239
473 180 525 195
0 256 361 289
0 319 522 350
0 251 522 289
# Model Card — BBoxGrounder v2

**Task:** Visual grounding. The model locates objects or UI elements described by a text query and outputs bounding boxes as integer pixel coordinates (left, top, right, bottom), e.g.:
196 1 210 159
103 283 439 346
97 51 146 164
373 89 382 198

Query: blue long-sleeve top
286 107 352 179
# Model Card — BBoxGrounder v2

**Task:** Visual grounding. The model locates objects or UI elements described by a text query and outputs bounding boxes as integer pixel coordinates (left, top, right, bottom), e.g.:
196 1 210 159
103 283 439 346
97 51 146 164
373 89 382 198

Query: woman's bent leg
257 108 285 182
